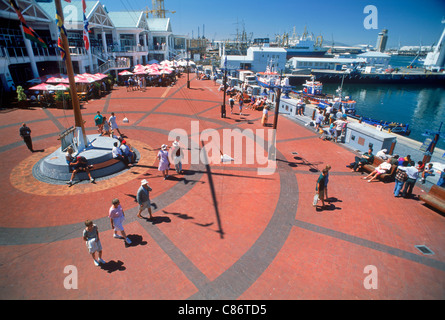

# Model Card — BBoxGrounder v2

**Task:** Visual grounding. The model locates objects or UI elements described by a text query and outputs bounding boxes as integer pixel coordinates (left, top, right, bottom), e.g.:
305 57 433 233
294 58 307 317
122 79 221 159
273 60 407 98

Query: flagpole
55 0 88 151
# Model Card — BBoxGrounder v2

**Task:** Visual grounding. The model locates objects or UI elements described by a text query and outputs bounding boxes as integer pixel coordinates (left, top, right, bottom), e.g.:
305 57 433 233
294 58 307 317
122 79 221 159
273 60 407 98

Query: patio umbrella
149 69 161 76
29 83 70 91
160 60 172 66
118 70 133 76
74 75 97 83
160 69 172 75
94 73 108 80
46 76 70 84
27 78 44 84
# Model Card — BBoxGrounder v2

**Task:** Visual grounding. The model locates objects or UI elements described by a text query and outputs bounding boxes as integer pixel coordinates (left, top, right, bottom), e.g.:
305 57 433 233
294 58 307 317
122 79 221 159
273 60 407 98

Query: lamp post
186 51 190 89
268 72 283 160
221 57 228 118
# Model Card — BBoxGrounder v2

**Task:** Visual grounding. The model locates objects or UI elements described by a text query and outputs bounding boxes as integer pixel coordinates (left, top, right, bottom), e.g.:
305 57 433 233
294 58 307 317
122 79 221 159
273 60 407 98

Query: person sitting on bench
362 158 392 182
112 142 132 167
67 155 95 186
348 147 374 172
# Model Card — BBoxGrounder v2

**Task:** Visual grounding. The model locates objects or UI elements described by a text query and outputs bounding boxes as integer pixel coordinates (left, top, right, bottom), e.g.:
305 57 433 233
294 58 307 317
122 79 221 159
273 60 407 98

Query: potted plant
16 86 28 108
55 90 72 109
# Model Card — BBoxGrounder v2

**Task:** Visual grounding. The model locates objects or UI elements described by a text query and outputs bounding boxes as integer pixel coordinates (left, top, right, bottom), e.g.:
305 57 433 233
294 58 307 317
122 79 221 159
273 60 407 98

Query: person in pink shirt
109 198 132 245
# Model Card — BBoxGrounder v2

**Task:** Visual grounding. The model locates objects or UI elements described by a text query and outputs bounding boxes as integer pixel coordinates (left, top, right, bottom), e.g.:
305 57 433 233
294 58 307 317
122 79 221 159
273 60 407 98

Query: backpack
395 169 408 181
77 156 88 164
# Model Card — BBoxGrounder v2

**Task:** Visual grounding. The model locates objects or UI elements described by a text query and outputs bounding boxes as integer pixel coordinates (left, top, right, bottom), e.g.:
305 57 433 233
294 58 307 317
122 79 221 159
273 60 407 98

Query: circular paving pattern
10 139 157 196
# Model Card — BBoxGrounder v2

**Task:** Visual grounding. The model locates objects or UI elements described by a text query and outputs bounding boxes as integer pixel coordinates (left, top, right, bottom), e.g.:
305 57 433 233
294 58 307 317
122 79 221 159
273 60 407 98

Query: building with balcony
0 0 188 94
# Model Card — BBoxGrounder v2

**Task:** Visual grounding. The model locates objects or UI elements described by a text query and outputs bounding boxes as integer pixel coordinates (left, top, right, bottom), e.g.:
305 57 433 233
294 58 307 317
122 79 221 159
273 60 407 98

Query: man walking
314 168 328 209
136 179 153 219
19 123 33 152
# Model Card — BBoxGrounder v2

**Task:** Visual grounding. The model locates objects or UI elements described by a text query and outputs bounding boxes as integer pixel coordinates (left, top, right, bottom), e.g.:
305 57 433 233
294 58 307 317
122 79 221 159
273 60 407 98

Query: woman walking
261 106 268 126
157 144 170 180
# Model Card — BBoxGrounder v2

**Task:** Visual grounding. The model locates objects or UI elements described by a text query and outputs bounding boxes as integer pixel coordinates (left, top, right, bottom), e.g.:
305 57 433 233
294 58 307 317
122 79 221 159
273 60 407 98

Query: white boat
285 27 327 59
256 68 281 87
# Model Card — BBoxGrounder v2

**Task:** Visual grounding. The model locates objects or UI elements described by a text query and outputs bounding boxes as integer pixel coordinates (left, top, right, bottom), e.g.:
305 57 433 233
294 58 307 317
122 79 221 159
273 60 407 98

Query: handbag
313 193 319 206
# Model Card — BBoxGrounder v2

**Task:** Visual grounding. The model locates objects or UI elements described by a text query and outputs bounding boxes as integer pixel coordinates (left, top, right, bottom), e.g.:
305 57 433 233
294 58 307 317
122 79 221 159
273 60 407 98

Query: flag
82 0 90 51
9 0 47 48
55 12 66 37
58 36 66 61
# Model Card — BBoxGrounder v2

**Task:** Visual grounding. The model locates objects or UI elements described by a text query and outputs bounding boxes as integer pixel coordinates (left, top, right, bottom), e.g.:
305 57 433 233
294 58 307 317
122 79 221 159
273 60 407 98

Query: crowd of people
124 73 178 91
312 105 349 143
346 148 445 198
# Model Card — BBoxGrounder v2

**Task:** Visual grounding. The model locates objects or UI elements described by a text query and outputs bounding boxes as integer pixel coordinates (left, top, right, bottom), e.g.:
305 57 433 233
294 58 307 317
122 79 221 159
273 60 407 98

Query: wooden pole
55 0 87 149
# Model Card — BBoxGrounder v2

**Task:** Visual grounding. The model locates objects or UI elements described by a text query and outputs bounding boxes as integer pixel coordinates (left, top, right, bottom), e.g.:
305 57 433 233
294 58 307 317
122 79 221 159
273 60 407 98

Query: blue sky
103 0 445 48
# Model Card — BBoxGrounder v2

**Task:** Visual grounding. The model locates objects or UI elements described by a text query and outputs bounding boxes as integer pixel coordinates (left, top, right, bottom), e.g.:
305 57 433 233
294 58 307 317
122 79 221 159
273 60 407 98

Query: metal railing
94 58 130 74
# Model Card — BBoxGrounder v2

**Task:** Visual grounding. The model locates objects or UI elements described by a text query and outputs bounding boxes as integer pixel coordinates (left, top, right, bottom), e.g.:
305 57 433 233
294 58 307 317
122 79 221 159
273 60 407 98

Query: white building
357 51 391 68
0 0 188 93
221 47 287 73
287 57 366 70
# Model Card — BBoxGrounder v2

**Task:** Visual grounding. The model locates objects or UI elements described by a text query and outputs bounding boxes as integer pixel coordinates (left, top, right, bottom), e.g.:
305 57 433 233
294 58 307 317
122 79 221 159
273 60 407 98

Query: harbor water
321 57 445 151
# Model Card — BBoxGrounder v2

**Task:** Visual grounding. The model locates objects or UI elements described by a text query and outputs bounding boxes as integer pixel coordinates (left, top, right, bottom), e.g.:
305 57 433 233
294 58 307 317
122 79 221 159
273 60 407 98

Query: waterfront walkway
0 75 444 300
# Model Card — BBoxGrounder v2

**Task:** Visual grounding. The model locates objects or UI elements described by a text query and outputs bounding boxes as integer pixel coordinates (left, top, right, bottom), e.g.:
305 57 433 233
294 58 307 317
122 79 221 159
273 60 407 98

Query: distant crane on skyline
145 0 176 18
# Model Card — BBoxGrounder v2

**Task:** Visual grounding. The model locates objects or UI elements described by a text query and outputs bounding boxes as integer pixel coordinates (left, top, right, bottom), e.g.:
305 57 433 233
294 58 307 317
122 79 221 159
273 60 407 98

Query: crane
145 0 176 18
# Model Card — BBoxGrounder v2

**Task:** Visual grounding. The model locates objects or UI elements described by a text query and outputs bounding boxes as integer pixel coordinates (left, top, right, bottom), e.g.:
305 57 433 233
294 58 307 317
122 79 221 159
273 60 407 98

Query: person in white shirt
398 164 422 198
112 142 131 167
376 149 389 160
108 112 123 136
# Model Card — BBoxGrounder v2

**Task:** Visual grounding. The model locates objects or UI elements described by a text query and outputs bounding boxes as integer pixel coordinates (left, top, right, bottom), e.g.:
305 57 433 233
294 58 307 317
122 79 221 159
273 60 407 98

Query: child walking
83 220 106 266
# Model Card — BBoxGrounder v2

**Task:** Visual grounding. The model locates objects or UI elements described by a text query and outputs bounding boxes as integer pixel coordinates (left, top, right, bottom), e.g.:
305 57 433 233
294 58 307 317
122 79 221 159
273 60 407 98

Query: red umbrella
149 69 161 76
118 70 133 76
29 83 70 91
46 76 70 84
94 73 108 80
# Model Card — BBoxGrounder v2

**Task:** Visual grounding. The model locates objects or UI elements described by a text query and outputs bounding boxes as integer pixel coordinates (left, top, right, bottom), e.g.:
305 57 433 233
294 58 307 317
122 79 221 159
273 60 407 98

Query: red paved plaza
0 74 444 300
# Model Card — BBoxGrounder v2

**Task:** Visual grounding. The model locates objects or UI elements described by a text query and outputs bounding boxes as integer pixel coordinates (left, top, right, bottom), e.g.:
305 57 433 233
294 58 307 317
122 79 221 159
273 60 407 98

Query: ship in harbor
276 27 328 59
293 76 357 115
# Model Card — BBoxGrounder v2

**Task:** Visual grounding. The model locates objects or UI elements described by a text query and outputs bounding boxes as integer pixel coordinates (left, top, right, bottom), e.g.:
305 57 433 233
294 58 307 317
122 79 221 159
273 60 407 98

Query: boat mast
54 0 88 151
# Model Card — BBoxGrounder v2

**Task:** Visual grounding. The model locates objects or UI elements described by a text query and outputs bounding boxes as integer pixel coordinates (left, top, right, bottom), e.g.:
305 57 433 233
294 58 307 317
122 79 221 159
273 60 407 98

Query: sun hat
141 179 148 185
161 144 167 150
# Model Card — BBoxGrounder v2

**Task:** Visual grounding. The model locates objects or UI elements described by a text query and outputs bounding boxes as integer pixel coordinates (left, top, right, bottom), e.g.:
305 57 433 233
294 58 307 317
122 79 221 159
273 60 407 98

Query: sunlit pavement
0 74 444 300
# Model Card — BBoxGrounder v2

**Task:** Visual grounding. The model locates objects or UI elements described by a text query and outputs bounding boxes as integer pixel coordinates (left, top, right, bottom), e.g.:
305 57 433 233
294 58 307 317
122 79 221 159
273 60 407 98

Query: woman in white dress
157 144 170 180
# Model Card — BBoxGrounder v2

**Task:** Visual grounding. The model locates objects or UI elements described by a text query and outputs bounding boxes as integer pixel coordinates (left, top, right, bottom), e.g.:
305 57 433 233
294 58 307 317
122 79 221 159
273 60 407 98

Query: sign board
59 127 76 152
419 137 432 153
